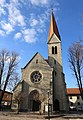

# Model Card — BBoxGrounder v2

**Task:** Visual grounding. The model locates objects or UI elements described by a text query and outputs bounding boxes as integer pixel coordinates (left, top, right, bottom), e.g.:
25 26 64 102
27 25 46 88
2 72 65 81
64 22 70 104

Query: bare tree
68 41 83 99
0 49 19 108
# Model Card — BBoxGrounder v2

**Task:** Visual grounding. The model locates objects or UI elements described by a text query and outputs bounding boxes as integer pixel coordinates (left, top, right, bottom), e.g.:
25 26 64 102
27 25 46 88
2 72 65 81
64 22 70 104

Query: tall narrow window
70 96 72 99
77 96 79 99
55 46 57 54
52 46 54 54
54 60 56 64
77 102 80 106
36 59 38 64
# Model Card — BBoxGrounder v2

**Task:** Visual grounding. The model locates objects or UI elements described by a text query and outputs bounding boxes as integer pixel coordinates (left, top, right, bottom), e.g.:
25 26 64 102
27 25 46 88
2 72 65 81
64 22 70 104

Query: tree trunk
0 63 4 89
0 74 10 109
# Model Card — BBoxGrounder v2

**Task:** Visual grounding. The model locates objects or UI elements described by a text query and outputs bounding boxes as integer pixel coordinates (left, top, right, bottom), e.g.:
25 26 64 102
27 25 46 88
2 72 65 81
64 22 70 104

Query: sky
0 0 83 88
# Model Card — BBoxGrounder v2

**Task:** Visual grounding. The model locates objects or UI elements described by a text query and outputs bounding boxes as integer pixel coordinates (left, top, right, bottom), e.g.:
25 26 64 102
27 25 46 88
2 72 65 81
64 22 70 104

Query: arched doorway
53 99 60 111
32 100 41 111
29 90 41 111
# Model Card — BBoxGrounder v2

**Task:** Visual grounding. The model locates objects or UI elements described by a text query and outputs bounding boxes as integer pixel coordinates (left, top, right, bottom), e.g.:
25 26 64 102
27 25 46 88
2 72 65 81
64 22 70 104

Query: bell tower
48 11 62 70
48 11 69 111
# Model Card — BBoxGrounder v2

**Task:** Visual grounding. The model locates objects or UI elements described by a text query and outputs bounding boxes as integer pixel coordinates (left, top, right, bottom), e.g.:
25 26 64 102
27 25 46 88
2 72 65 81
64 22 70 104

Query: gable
21 52 53 93
48 33 61 44
22 52 52 71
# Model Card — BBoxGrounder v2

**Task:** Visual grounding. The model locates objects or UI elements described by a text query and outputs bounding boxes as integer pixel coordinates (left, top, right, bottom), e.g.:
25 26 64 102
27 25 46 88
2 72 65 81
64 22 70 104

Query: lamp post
48 90 50 120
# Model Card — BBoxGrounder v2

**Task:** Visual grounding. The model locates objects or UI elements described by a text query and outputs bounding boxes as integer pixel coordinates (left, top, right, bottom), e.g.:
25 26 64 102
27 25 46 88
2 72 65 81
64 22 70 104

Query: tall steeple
48 10 69 112
48 11 60 41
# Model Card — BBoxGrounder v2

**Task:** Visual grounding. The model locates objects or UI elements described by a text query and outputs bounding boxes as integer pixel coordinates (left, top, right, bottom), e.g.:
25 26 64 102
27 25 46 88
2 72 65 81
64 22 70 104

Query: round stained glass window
31 71 42 83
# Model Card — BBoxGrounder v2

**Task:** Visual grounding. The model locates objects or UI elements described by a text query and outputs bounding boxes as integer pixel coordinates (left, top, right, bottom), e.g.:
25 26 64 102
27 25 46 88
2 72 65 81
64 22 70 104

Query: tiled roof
0 90 12 102
66 88 81 95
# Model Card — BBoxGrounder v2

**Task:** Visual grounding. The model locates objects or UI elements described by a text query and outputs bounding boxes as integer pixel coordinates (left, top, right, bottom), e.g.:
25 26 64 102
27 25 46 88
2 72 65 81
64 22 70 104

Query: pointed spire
48 10 61 41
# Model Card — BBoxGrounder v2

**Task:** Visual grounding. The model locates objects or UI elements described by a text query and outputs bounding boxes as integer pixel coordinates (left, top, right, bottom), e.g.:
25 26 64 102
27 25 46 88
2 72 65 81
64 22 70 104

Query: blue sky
0 0 83 88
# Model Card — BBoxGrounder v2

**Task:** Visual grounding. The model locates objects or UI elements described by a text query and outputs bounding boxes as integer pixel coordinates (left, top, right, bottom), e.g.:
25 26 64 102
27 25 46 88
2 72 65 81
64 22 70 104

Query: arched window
36 59 38 64
52 46 54 54
30 71 42 83
52 46 57 54
55 46 57 54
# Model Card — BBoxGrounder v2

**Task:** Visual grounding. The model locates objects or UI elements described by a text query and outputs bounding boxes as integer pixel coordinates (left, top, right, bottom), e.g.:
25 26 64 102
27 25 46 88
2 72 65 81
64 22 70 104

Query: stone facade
12 12 69 113
21 53 53 112
48 33 69 111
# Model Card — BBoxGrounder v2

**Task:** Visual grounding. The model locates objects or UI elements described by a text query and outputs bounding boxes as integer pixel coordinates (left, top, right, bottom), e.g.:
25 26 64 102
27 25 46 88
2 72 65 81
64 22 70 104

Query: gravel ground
0 112 83 120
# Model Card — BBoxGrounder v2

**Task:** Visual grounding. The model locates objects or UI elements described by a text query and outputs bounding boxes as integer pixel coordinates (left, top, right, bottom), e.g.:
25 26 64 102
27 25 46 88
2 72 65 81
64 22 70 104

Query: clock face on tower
30 71 42 83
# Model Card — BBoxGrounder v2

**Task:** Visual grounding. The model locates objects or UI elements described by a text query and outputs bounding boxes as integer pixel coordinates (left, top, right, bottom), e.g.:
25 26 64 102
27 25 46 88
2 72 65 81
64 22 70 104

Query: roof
66 88 81 95
45 59 48 63
48 11 61 41
22 52 52 70
0 90 12 102
22 52 38 69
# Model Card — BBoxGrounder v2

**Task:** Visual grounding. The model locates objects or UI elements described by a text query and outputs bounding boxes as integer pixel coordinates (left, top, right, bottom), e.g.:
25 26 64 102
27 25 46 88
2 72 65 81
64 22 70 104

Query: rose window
31 71 42 83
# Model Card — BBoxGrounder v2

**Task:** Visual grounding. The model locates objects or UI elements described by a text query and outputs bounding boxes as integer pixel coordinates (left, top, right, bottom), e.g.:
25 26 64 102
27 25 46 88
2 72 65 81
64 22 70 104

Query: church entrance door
29 90 41 112
53 99 60 111
32 100 41 111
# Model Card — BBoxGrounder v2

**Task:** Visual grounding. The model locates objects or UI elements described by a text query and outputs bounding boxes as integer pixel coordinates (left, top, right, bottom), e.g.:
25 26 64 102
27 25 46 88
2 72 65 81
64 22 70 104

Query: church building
12 11 69 113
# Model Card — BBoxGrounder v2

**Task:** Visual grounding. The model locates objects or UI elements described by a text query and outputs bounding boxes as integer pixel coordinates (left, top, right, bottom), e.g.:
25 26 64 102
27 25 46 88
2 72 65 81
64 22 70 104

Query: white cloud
0 0 59 44
0 29 5 36
22 28 37 43
30 0 49 6
0 0 26 36
29 10 49 33
0 0 6 17
30 18 38 27
14 32 22 39
17 56 21 61
0 0 5 6
1 21 14 34
0 7 6 16
8 3 26 27
12 0 19 4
